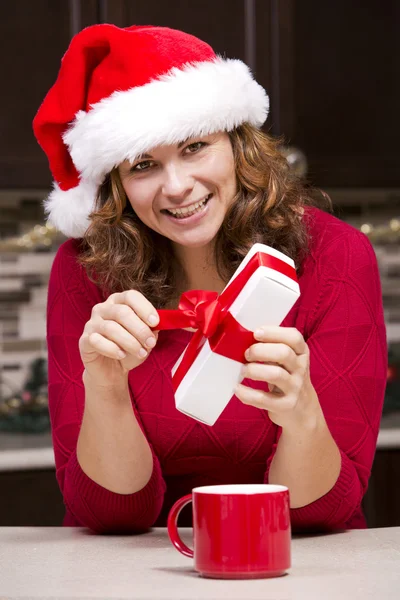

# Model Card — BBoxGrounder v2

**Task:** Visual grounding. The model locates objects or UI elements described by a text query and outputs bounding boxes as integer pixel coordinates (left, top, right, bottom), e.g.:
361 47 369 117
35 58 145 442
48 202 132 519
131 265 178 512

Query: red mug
167 484 291 579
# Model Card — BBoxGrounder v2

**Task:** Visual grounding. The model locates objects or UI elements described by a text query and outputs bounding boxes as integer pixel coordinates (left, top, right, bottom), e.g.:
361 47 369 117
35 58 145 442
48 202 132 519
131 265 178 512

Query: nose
161 163 194 202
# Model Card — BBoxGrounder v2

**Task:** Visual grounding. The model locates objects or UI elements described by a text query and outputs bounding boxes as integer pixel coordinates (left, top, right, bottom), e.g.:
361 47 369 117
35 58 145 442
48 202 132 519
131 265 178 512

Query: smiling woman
77 125 323 308
33 23 387 535
118 133 235 243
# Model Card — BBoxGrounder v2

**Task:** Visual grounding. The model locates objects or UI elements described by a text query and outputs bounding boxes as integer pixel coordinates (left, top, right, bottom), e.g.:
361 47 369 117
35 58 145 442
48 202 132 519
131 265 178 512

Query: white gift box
172 243 301 426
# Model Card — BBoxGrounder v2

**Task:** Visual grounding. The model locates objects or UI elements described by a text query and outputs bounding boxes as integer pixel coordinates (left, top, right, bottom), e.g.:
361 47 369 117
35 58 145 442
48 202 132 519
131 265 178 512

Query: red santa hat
33 24 269 238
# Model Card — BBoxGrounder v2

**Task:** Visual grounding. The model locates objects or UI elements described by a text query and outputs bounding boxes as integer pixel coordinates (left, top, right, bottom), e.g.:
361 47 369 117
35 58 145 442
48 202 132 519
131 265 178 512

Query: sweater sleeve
46 240 166 533
265 229 388 530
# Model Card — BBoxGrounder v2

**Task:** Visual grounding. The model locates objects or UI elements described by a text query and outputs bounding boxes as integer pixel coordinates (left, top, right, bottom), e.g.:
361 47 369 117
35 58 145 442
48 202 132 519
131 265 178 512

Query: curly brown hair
77 123 332 308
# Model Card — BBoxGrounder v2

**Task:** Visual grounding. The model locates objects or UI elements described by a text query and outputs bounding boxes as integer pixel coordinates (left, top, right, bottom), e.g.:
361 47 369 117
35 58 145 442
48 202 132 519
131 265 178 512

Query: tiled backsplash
1 188 399 398
0 190 59 395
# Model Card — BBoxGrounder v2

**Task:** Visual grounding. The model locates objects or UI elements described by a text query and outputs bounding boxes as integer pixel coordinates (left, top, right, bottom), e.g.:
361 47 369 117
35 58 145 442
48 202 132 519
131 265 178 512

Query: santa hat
33 24 269 238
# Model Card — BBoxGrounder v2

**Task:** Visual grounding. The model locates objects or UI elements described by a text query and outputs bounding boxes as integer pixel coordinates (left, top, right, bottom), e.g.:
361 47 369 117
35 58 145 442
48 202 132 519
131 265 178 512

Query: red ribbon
156 252 298 391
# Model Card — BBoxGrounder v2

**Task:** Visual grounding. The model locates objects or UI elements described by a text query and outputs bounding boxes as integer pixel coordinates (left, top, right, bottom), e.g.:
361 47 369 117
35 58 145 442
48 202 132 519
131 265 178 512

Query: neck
173 242 225 294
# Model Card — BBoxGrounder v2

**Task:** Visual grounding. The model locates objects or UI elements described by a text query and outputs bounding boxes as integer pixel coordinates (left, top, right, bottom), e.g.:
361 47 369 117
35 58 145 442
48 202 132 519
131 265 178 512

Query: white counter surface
0 431 54 471
0 412 400 474
0 427 400 472
0 420 400 472
0 526 399 599
0 446 54 471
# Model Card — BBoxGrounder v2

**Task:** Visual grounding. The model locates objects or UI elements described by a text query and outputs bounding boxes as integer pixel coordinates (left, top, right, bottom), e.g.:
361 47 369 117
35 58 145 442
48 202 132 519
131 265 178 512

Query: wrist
82 369 130 399
282 383 324 436
281 408 324 440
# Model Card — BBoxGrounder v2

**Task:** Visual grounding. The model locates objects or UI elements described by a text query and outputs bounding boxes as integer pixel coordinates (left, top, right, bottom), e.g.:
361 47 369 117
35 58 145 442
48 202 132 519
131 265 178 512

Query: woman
33 24 387 533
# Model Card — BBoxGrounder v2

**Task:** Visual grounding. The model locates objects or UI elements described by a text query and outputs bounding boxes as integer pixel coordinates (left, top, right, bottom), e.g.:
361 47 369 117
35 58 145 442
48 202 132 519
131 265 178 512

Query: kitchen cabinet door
0 0 97 188
270 0 400 187
103 0 247 68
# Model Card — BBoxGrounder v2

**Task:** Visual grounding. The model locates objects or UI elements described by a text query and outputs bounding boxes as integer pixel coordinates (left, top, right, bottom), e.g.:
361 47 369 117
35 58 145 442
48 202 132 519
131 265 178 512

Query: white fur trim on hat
44 180 98 238
64 57 269 184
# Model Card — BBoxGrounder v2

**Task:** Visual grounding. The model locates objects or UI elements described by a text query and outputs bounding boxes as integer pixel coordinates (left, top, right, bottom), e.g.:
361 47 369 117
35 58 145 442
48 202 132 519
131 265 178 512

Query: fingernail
138 348 147 358
254 328 264 339
117 350 126 359
146 336 156 348
148 314 159 326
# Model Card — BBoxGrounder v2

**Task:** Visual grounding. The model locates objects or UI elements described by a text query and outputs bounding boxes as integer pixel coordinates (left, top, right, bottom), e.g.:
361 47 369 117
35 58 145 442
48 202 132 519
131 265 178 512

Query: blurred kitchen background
0 0 399 527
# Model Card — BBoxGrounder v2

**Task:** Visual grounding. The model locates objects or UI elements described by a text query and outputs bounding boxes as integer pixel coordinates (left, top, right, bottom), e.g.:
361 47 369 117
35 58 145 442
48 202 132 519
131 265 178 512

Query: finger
101 303 157 351
86 332 127 360
107 290 160 328
234 382 293 411
253 326 308 355
245 342 298 373
241 362 292 393
100 319 149 359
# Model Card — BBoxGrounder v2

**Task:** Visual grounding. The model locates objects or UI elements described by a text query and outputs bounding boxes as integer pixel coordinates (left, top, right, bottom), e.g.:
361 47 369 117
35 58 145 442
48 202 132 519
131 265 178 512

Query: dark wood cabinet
0 0 98 188
1 1 398 190
269 0 400 187
363 449 400 529
103 0 246 63
1 1 70 188
0 468 65 526
0 448 399 527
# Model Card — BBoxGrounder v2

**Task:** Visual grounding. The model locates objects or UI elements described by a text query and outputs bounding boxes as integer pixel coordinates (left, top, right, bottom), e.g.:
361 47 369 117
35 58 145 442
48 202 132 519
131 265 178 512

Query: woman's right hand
79 290 160 388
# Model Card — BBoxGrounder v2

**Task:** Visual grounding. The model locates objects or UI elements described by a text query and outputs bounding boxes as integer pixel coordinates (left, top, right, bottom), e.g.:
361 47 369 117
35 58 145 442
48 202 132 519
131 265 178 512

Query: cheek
123 181 154 217
206 154 236 193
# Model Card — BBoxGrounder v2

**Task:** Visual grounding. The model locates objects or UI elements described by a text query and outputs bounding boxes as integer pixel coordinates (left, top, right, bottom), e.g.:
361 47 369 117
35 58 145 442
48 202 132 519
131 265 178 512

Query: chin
174 220 223 248
174 232 218 249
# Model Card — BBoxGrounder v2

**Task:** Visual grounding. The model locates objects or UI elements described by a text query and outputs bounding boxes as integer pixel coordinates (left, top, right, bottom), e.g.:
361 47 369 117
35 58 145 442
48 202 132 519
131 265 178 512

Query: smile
163 194 212 219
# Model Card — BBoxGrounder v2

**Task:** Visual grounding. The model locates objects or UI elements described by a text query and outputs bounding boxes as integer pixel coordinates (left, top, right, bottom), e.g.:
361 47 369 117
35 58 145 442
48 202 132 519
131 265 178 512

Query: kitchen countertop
0 431 54 471
1 412 400 472
0 526 399 599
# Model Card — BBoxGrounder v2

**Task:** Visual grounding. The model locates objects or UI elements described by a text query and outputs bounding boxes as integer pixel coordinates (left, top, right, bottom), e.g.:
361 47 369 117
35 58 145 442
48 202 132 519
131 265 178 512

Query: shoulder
53 237 83 264
304 205 365 250
49 238 104 303
51 238 85 282
297 207 384 340
303 206 378 274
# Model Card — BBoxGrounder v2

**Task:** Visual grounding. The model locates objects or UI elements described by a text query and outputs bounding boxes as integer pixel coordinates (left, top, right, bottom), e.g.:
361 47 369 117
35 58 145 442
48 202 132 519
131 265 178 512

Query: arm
47 240 166 533
268 384 341 509
265 232 388 530
77 371 154 495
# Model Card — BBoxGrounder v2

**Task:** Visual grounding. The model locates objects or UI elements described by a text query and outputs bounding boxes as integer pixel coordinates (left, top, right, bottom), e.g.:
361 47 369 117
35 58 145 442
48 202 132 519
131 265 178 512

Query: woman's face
118 132 237 250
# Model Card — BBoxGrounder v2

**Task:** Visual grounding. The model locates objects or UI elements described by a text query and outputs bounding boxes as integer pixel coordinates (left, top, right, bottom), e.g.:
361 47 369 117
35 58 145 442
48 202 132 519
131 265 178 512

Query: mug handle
167 494 193 558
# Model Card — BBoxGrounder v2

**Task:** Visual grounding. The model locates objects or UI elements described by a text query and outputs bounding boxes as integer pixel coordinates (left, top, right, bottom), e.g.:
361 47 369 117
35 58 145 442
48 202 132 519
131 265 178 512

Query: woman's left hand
234 326 320 430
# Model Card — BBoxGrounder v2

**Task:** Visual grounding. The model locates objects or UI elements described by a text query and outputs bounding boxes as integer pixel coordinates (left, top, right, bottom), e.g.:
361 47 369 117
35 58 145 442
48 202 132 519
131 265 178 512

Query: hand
234 326 320 430
79 290 160 389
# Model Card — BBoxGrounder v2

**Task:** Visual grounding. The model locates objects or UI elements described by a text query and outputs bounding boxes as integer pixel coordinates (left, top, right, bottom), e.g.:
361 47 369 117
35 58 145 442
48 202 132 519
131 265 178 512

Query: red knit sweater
47 207 387 533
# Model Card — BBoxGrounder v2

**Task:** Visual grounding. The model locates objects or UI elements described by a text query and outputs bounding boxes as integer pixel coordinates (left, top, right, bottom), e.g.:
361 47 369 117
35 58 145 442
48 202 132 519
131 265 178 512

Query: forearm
77 370 153 494
268 393 341 508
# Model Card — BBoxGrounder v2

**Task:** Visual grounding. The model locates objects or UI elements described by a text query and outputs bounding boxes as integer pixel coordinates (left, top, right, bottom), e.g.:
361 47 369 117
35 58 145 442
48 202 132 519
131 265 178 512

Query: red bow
156 252 298 391
157 290 222 337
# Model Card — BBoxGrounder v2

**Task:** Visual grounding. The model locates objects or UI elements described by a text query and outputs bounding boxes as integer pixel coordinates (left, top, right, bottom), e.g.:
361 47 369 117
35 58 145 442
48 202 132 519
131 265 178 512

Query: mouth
161 194 212 220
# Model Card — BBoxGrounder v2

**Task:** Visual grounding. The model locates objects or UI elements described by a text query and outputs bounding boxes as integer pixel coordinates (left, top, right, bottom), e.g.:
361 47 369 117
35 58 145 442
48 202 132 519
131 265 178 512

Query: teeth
170 199 203 216
167 195 210 218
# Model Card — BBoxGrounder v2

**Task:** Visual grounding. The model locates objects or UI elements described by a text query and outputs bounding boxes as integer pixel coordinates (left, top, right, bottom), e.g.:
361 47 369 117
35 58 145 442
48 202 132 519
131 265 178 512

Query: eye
130 160 154 173
185 141 207 154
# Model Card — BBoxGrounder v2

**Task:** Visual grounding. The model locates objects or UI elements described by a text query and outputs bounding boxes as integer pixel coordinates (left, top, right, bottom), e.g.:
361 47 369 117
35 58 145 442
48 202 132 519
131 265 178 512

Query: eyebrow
138 139 189 160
